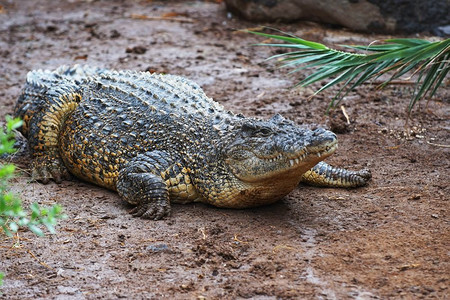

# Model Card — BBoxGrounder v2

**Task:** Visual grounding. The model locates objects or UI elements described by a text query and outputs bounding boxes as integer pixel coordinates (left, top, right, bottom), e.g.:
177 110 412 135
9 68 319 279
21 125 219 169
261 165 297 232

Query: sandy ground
0 1 449 299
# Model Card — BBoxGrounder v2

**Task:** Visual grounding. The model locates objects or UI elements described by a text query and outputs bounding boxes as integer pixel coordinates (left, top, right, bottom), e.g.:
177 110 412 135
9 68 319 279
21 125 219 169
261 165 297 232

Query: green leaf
51 204 63 216
411 59 442 108
247 31 328 49
346 44 407 52
255 43 311 50
300 66 348 86
288 52 352 73
281 52 333 68
5 117 23 132
385 38 431 46
28 224 44 237
9 221 18 233
30 202 40 220
17 217 29 227
0 164 16 178
1 225 12 237
400 41 449 65
248 28 449 112
428 53 450 98
40 208 49 216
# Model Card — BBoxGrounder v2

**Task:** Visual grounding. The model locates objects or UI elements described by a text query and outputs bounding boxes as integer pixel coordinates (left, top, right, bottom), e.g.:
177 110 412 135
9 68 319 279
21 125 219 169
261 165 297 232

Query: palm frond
247 30 450 113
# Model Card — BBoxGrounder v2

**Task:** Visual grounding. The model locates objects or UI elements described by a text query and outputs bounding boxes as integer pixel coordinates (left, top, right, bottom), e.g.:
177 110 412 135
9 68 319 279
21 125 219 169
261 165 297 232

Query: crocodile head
209 114 337 208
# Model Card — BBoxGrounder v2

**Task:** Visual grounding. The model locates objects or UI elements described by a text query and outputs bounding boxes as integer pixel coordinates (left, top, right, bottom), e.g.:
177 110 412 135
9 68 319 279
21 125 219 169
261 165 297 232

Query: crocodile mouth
230 139 338 183
260 139 338 169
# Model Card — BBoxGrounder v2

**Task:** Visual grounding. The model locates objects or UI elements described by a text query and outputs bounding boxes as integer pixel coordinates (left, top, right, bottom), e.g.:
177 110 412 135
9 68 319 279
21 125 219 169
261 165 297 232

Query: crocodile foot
354 168 372 185
129 198 171 220
302 161 372 188
31 156 71 184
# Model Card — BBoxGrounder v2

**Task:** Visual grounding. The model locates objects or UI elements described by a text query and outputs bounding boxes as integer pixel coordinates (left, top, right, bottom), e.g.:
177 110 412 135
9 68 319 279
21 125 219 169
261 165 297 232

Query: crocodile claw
356 168 372 185
130 198 171 220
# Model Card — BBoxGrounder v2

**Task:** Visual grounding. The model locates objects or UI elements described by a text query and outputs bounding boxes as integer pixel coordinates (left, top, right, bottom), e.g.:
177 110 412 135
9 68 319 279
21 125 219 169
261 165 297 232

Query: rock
125 45 147 54
146 243 170 253
433 25 450 37
225 0 450 33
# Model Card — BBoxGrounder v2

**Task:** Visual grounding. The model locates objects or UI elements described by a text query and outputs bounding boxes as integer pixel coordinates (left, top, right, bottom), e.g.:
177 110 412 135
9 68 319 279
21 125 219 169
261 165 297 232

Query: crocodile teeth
294 158 299 164
289 160 295 167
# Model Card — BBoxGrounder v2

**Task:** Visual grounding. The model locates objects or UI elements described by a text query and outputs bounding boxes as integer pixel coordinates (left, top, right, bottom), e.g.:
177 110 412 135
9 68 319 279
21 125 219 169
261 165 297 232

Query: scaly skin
14 65 371 220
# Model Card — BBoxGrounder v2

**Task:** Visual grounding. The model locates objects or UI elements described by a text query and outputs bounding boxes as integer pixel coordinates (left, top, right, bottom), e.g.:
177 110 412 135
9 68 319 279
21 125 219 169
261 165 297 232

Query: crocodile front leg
301 161 371 188
116 150 181 220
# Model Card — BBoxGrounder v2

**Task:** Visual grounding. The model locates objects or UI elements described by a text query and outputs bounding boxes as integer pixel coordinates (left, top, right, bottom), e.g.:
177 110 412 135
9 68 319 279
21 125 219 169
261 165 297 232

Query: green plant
1 116 66 238
1 116 66 287
248 29 450 113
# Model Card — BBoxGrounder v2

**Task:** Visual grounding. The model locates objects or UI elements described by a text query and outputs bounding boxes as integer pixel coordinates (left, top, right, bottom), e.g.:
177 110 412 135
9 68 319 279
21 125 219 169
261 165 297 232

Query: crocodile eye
241 122 272 137
258 127 272 136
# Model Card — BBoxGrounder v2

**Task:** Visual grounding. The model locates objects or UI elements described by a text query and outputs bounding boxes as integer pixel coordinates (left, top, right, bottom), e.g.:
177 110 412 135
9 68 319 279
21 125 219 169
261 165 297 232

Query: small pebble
146 243 169 252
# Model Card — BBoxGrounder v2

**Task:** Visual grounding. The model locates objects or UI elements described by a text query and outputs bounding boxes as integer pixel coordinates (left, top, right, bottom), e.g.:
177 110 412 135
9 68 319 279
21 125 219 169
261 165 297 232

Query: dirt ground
0 1 448 299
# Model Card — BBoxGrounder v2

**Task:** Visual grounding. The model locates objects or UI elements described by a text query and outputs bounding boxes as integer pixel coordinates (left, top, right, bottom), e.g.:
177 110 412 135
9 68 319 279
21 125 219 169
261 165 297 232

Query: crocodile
14 65 371 220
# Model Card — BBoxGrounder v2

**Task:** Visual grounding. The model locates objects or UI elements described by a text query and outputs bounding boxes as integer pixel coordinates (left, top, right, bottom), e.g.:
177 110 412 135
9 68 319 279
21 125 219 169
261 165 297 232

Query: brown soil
0 1 448 299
